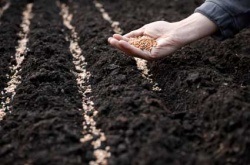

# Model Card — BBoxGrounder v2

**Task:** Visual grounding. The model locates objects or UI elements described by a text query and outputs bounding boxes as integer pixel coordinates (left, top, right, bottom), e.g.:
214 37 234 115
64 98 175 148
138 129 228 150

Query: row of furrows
0 0 97 164
0 0 169 164
98 0 250 164
0 0 219 162
1 0 249 164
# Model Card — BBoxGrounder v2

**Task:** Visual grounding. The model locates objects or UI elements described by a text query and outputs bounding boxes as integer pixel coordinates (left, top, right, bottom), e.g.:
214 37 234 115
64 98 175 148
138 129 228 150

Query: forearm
172 13 218 46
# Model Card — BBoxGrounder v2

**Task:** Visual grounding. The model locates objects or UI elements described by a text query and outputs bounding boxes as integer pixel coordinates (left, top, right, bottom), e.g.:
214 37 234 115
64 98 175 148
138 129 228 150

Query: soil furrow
93 0 122 35
58 2 110 164
0 1 11 120
0 0 94 164
0 3 33 120
0 0 27 115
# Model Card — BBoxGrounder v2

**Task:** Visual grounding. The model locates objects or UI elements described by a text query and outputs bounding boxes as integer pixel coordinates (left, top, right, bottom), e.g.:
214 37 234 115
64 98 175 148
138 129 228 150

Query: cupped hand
108 21 181 60
108 13 218 60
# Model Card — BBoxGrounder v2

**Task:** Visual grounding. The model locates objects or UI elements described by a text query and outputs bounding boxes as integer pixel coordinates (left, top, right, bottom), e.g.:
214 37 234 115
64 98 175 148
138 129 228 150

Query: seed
128 36 157 51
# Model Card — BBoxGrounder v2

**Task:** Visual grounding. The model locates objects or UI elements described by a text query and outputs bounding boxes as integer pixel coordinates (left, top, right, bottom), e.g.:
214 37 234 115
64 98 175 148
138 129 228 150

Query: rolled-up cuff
195 1 238 41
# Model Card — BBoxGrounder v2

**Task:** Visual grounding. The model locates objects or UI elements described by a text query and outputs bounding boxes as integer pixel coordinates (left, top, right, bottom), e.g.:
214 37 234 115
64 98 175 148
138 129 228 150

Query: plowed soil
0 0 250 165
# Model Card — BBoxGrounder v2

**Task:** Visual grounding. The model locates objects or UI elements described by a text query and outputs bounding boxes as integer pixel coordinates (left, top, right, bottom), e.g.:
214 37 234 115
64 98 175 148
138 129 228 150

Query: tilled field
0 0 250 165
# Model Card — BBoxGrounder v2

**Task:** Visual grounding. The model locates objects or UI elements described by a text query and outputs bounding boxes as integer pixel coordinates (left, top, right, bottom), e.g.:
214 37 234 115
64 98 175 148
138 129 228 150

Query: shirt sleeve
195 0 250 40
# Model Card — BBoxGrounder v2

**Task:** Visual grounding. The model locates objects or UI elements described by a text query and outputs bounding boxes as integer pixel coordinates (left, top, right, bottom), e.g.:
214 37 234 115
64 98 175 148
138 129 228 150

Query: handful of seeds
128 36 157 52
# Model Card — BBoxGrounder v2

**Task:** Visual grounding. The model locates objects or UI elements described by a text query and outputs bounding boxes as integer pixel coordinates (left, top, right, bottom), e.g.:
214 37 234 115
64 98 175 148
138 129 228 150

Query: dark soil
0 0 250 165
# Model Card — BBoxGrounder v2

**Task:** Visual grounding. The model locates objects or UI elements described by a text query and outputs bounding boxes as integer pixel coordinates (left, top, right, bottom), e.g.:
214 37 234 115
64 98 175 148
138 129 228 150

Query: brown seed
128 36 157 51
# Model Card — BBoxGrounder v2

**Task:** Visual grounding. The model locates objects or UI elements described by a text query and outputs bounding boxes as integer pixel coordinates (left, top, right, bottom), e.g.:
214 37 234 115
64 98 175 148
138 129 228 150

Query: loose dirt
0 0 249 165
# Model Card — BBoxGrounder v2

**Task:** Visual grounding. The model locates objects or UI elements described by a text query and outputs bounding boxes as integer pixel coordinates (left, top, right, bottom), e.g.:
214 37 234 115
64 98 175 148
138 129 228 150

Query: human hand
108 13 217 60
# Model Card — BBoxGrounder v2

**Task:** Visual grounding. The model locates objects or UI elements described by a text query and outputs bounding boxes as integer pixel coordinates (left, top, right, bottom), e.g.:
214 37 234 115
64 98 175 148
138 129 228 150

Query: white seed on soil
80 134 93 143
93 0 122 34
0 3 11 114
0 3 33 120
58 2 110 165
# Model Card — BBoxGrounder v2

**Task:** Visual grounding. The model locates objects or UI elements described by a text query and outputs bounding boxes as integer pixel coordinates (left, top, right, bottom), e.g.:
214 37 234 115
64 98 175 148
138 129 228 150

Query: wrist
171 13 218 46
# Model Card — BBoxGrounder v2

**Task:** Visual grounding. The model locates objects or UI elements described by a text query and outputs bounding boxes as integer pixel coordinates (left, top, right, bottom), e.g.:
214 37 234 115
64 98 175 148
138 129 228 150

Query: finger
108 37 138 57
109 38 154 60
123 28 144 38
108 37 123 50
118 40 153 60
113 34 129 42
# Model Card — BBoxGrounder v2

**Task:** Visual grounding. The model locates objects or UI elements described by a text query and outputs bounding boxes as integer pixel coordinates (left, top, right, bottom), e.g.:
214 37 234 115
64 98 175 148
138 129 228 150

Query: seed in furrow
58 2 111 165
93 0 161 91
0 3 33 120
93 0 122 34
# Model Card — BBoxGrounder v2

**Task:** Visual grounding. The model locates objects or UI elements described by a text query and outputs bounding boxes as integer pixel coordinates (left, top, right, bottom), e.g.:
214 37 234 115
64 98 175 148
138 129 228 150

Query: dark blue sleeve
195 0 250 40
